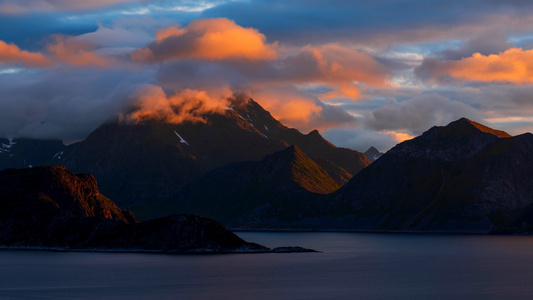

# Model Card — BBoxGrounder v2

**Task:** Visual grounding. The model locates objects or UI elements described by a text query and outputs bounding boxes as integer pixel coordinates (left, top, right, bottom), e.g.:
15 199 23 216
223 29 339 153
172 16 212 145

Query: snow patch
174 131 189 145
236 112 246 121
53 151 64 160
225 107 248 121
1 139 17 150
1 139 17 153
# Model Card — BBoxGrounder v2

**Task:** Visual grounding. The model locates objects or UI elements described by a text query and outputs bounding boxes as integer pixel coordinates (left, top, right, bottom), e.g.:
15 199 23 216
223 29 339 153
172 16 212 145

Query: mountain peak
308 129 320 136
364 146 383 163
387 117 511 161
450 118 511 138
263 144 309 166
262 145 340 194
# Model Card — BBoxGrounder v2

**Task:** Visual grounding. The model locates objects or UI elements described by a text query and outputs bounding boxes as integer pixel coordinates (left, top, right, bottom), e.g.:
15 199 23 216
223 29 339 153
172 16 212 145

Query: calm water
1 232 533 299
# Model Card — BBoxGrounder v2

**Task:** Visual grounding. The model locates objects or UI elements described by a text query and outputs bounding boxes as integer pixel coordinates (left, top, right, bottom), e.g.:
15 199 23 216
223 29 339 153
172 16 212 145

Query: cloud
417 48 533 84
126 84 231 124
364 93 482 135
76 22 155 48
0 67 152 140
151 41 390 131
324 93 486 152
301 44 390 99
0 40 50 67
250 86 358 133
131 18 278 62
202 0 533 47
323 127 413 153
47 36 117 68
0 15 393 144
435 31 512 60
0 0 139 14
2 36 126 70
154 43 391 99
136 19 393 132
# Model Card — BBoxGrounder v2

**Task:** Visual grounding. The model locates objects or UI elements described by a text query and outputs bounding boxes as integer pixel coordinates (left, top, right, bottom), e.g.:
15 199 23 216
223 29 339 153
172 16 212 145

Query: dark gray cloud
435 31 512 60
325 93 486 152
364 93 482 135
0 67 154 140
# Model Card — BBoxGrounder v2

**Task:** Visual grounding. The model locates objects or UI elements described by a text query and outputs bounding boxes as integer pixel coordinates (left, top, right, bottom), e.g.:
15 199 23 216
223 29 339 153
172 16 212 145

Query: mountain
0 165 135 223
52 97 369 218
0 165 269 253
180 145 339 227
228 99 369 183
0 138 64 170
364 146 383 163
334 118 533 233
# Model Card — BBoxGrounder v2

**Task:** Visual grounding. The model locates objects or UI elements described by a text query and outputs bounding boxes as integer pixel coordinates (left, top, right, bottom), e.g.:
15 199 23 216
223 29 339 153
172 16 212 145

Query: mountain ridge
41 96 370 219
332 118 533 233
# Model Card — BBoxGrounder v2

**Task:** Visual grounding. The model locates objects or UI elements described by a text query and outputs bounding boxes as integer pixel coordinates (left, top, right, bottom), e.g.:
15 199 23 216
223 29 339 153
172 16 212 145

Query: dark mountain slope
181 145 339 227
334 118 533 233
408 132 533 232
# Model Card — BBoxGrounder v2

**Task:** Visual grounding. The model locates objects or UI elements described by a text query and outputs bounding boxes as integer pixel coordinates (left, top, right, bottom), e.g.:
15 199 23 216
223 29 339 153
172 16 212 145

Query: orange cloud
380 130 415 143
295 44 390 100
307 44 389 87
155 25 185 42
127 84 231 124
253 89 323 126
420 48 533 84
132 18 278 62
47 36 115 68
0 40 50 67
251 87 357 133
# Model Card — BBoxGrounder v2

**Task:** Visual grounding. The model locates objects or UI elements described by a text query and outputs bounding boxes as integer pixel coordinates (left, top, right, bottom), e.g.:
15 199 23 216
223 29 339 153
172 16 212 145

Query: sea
1 232 533 299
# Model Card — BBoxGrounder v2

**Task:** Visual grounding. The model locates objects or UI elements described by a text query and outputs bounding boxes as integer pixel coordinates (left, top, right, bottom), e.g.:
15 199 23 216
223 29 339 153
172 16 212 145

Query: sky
2 0 533 152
